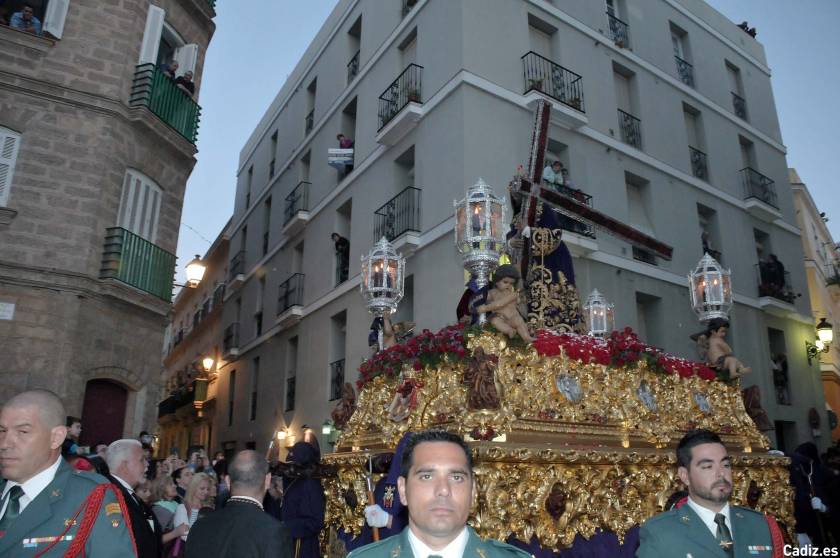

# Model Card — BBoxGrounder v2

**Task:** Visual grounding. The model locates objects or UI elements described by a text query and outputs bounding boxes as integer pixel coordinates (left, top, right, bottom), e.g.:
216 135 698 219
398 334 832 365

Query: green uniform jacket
348 526 532 558
637 504 775 558
0 459 136 557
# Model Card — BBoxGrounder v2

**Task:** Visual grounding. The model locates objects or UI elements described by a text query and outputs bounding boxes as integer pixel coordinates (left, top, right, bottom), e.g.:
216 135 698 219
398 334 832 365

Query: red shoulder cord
766 514 784 558
33 483 138 558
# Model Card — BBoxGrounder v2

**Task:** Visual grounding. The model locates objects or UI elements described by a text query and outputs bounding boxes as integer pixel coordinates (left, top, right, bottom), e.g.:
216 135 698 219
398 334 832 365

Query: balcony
756 264 796 316
157 380 198 419
732 92 747 120
827 264 840 302
376 64 423 145
329 359 345 401
328 148 354 170
520 52 588 129
689 147 707 181
373 186 421 254
276 273 304 329
607 12 629 48
617 109 642 149
551 184 598 257
99 227 175 302
222 322 240 358
282 181 310 237
675 56 694 87
347 50 360 84
129 64 201 144
402 0 417 17
741 167 780 222
305 109 314 135
228 250 245 289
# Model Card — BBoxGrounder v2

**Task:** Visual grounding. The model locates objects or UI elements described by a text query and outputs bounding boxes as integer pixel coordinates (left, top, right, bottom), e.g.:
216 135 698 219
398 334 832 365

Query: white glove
796 532 812 548
522 226 531 238
364 504 390 528
810 496 828 512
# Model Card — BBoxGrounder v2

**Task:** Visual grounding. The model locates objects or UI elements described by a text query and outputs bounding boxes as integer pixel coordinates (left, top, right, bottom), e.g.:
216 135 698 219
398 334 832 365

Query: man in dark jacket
106 438 163 558
186 450 291 558
282 441 325 558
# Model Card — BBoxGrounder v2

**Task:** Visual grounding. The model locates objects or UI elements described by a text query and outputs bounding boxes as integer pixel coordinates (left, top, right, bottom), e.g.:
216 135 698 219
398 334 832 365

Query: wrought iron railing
99 227 176 302
756 264 794 303
305 109 314 134
689 146 707 180
731 92 747 119
329 359 345 401
347 50 360 83
157 383 196 418
552 184 595 238
212 283 226 306
826 264 840 287
284 181 310 224
521 52 585 113
223 322 239 353
675 56 694 87
402 0 417 17
277 273 304 314
378 64 423 130
373 186 421 242
129 64 201 143
228 250 245 280
617 109 642 149
607 12 629 47
740 167 777 208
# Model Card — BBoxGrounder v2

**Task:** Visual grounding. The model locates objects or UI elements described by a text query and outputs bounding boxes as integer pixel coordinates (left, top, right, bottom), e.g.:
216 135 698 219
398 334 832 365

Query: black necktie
0 486 25 531
714 513 733 553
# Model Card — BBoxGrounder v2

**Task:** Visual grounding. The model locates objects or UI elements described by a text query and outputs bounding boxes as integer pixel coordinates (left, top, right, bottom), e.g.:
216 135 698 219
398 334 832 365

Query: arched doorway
80 379 128 446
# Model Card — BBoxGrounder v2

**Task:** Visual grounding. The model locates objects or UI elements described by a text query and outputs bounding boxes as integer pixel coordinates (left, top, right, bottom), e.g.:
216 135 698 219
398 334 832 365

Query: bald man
0 389 136 557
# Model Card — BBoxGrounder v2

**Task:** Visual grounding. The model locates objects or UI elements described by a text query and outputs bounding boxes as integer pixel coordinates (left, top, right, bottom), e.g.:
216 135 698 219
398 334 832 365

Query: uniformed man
349 430 531 558
636 429 781 558
0 389 136 557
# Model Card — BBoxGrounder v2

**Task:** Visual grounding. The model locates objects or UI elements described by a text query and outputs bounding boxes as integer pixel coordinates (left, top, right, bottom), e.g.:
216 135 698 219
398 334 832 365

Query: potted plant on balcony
406 87 421 103
527 77 544 92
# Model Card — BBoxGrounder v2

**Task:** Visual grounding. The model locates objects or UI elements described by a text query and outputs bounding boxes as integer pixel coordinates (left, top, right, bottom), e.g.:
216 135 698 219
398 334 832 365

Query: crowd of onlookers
159 59 196 99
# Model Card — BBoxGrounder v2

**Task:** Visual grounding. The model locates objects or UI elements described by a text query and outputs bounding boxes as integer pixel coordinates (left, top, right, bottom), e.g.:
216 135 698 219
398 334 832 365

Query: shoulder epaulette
484 539 533 558
348 536 398 558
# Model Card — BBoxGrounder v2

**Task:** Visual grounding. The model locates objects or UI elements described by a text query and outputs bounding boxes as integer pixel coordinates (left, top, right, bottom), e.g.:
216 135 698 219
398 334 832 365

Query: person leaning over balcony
175 71 196 97
161 59 179 80
542 160 564 189
10 4 41 35
337 133 355 149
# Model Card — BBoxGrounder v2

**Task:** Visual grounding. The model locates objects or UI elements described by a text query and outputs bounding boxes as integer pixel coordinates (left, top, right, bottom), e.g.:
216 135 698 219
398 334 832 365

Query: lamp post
454 178 507 324
688 252 732 322
807 317 834 365
582 289 615 337
360 237 405 350
184 255 207 288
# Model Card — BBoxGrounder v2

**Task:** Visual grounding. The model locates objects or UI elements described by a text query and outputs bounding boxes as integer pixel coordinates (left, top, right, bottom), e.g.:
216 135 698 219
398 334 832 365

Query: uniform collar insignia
476 548 487 558
719 540 733 551
735 512 744 518
391 544 400 558
680 514 691 523
50 489 61 498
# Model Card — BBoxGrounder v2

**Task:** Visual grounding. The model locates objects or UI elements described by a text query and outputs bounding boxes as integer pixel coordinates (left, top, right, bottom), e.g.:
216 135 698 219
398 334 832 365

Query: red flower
413 360 423 371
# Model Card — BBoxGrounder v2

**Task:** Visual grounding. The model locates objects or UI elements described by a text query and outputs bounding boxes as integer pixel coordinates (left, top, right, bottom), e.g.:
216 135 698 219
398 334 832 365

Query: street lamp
201 356 214 373
454 178 506 323
184 255 207 288
688 252 732 322
582 289 614 337
360 237 405 349
807 317 834 365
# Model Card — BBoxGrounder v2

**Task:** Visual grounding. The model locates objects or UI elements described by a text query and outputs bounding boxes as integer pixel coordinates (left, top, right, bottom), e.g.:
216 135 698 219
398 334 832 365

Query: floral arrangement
357 324 719 391
533 327 718 381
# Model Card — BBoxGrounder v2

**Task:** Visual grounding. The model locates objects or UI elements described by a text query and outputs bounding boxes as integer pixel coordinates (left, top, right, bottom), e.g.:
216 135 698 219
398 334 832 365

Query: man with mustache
637 429 781 557
348 430 529 558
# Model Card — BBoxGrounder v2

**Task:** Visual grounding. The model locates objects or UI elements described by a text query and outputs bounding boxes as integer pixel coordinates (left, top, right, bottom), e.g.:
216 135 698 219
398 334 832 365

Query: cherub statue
330 382 356 430
691 318 752 379
475 264 534 343
382 311 415 349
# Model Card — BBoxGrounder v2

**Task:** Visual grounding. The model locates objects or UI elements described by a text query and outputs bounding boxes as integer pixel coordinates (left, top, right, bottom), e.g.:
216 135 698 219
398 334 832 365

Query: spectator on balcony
10 4 41 35
337 134 354 149
0 6 9 25
332 233 350 283
760 254 787 299
161 59 179 80
542 160 564 189
176 71 196 97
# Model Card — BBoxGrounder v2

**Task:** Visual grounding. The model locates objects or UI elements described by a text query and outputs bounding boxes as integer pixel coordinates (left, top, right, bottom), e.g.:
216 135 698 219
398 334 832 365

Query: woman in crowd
174 472 211 542
150 475 189 552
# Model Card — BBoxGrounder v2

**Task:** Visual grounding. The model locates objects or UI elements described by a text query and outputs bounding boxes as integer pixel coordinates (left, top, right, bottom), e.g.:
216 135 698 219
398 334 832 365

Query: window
117 169 162 243
767 328 790 405
739 136 756 170
292 241 304 274
305 79 317 134
262 197 271 256
625 174 654 237
683 104 706 180
285 336 298 412
334 200 352 285
1 1 70 39
528 16 556 60
697 204 721 261
300 151 311 182
670 22 693 87
249 358 259 421
399 28 417 67
269 131 277 178
245 166 253 209
635 292 661 347
255 276 265 337
0 127 21 207
227 370 236 426
138 5 197 77
347 16 362 84
329 311 346 401
726 61 747 119
613 63 640 148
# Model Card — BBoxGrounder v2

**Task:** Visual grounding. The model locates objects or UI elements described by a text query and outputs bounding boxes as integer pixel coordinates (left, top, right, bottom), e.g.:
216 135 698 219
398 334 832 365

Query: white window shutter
117 169 162 243
0 129 21 207
173 44 198 76
43 0 70 39
138 5 165 65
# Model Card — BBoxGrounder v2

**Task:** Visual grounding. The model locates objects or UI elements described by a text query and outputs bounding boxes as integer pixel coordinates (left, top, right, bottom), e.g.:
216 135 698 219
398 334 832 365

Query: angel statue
691 318 752 379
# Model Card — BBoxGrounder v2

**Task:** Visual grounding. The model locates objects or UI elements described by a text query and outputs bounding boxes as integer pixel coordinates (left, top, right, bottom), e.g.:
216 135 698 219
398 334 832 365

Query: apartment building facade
790 169 840 441
0 0 215 445
214 0 826 455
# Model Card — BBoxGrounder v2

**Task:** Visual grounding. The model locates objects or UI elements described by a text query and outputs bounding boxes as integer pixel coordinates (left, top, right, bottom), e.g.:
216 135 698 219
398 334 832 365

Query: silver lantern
688 252 732 322
361 237 405 348
454 178 507 323
583 289 615 337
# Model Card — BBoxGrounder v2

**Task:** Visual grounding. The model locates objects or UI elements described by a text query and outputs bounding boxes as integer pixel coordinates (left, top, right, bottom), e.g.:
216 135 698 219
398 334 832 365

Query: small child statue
476 264 534 343
692 318 752 379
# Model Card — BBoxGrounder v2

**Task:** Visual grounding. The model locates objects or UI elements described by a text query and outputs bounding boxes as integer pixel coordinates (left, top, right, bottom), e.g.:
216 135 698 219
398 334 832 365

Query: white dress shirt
686 497 733 539
0 455 63 517
406 525 469 558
